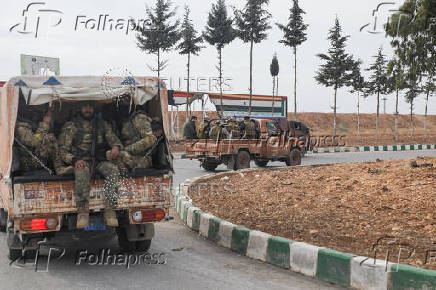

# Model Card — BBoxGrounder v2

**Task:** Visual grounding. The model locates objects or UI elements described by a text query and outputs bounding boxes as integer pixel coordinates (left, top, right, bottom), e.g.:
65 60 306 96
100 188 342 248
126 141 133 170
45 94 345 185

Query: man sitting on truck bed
15 101 72 176
106 96 160 173
58 101 122 229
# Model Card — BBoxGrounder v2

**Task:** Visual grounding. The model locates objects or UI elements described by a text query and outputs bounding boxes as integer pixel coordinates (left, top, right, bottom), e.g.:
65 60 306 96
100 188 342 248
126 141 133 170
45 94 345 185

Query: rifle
14 138 54 175
144 135 164 157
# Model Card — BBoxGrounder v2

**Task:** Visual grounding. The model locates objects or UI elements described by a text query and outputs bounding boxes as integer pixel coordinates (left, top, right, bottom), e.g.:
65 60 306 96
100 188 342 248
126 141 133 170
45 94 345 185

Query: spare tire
285 148 302 166
235 151 251 170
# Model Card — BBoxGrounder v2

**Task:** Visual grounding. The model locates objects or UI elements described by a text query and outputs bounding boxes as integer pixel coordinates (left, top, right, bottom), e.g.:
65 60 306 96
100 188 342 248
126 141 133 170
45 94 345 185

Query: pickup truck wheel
285 148 302 166
201 160 219 171
116 227 136 253
235 151 251 170
136 240 151 252
254 160 269 167
0 209 7 232
8 248 22 261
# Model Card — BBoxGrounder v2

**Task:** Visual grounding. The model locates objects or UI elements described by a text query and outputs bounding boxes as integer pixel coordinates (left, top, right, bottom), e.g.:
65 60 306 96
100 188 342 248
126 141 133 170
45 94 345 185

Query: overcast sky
1 0 434 114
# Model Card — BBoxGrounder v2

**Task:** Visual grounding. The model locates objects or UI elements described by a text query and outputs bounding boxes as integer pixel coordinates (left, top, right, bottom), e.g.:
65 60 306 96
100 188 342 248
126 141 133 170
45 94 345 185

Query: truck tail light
20 218 58 231
132 209 165 223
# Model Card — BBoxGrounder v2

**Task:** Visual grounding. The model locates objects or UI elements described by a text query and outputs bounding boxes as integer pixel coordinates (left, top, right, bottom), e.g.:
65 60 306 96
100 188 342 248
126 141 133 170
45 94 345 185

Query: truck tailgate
13 175 172 217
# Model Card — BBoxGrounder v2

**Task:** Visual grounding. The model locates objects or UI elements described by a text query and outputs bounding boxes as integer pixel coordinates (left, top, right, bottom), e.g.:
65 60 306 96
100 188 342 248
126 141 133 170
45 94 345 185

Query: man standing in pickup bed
58 101 122 229
15 104 71 176
183 115 198 139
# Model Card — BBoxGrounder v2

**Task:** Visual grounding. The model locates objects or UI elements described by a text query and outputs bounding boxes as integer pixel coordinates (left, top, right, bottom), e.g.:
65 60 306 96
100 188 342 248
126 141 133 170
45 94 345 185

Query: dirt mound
189 157 436 270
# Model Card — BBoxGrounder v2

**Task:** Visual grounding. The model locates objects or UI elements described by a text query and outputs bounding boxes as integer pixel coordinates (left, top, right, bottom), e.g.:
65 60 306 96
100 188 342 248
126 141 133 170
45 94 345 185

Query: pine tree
178 5 204 118
276 0 308 120
204 0 236 116
234 0 271 116
315 18 354 137
134 0 180 96
270 53 279 115
348 59 365 136
365 47 390 138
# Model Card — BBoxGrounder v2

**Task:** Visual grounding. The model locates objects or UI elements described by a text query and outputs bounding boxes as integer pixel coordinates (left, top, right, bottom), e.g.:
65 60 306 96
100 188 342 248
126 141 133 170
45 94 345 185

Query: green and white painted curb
175 170 436 290
311 144 436 154
174 144 436 159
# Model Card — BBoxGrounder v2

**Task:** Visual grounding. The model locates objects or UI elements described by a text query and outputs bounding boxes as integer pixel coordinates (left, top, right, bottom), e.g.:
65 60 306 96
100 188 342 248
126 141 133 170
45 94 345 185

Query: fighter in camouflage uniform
58 101 122 229
197 117 211 139
225 118 240 139
107 107 158 172
15 105 71 176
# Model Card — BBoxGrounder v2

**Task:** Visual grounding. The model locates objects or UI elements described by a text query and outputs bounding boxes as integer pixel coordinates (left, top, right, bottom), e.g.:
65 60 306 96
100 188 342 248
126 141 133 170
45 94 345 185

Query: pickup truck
185 118 304 171
0 76 173 260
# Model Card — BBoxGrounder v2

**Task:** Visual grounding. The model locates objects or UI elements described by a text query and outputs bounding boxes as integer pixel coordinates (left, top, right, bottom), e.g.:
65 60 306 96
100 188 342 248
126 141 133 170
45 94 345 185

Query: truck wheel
235 151 251 170
286 148 302 166
116 227 136 253
254 160 269 167
0 209 7 232
8 248 22 261
136 240 151 252
201 160 219 171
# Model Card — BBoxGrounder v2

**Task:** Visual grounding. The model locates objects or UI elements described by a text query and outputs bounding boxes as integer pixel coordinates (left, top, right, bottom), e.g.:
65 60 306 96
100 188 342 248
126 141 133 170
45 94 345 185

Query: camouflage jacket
197 121 210 139
121 111 157 156
225 121 240 138
58 116 122 164
15 121 50 149
243 120 256 138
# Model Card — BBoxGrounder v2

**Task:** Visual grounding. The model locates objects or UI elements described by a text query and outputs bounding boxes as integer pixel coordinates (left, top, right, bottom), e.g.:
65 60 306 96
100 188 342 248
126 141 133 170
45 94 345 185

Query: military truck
0 76 173 260
185 118 304 171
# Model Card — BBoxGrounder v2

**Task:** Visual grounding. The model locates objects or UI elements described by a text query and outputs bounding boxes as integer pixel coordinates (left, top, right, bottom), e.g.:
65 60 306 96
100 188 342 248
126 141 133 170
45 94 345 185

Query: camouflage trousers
75 161 120 208
106 150 153 173
19 133 65 174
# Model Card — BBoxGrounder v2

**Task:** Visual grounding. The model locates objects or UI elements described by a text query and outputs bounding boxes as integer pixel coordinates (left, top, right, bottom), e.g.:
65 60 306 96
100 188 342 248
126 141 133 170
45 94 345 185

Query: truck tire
136 240 152 252
0 209 7 232
235 151 251 170
116 227 136 253
201 160 219 171
254 160 269 167
286 148 302 166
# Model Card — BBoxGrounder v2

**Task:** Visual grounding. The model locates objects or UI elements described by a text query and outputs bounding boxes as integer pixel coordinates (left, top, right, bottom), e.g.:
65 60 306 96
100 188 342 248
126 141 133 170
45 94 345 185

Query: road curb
310 144 436 154
174 172 436 290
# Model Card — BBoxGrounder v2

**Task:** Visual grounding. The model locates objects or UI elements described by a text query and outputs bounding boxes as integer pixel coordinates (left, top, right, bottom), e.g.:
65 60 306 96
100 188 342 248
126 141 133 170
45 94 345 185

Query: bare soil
188 157 436 270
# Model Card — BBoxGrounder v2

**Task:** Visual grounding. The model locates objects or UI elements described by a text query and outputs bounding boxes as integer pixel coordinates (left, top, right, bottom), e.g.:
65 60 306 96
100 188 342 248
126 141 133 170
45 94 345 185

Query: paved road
1 150 435 289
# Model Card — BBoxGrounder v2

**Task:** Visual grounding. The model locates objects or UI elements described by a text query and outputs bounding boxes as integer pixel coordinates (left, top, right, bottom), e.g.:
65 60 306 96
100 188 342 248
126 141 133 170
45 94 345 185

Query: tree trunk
394 87 399 141
410 101 414 137
272 76 275 116
248 39 254 116
294 46 297 120
376 91 380 138
218 47 224 117
333 88 337 137
186 53 191 119
424 90 429 138
157 49 161 99
357 92 360 136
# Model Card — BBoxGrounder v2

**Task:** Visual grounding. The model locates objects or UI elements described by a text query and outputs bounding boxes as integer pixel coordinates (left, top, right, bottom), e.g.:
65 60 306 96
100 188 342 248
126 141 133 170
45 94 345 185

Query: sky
0 0 434 115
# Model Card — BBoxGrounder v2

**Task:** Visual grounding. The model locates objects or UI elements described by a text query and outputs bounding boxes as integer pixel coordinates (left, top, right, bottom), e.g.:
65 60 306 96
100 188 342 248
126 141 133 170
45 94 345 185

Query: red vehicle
185 118 304 171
